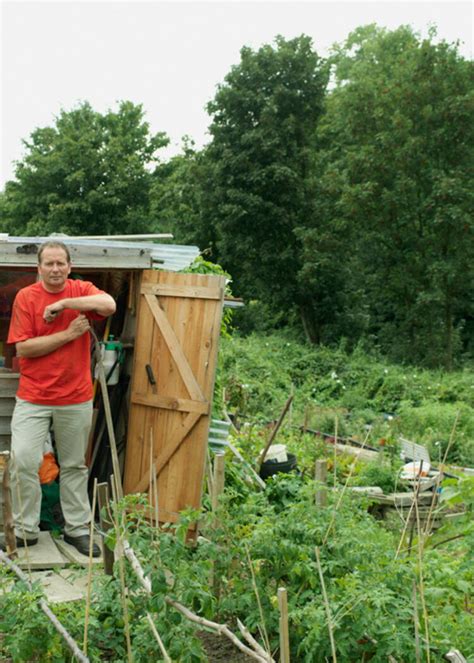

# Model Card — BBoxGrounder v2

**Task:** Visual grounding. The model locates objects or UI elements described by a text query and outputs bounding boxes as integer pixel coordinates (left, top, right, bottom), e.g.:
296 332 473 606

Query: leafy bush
218 333 474 464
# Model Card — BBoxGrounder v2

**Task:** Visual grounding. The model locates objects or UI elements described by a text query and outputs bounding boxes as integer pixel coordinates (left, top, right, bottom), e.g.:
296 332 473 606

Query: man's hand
43 301 66 323
67 314 91 339
16 313 91 358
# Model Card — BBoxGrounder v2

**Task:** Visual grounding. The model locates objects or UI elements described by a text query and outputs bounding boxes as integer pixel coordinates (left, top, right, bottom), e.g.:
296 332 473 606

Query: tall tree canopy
300 25 474 366
1 101 168 236
202 35 328 331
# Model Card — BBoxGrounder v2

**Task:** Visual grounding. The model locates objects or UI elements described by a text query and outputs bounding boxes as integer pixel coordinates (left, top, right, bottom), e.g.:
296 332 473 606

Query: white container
400 461 431 479
264 444 288 463
94 341 121 385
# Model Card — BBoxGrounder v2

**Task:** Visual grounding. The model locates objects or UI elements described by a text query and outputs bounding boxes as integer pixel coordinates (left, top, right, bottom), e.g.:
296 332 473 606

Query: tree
149 138 218 251
300 25 474 365
1 101 168 236
203 35 328 336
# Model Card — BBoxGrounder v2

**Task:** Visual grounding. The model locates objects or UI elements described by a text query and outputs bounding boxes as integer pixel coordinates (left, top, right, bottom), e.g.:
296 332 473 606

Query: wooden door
123 270 225 526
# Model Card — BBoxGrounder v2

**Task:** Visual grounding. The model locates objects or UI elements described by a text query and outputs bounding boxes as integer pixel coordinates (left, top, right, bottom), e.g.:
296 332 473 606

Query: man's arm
43 294 116 323
16 315 91 358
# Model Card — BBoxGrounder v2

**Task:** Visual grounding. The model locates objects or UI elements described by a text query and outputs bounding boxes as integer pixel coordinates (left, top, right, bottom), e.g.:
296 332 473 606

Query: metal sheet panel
0 236 199 271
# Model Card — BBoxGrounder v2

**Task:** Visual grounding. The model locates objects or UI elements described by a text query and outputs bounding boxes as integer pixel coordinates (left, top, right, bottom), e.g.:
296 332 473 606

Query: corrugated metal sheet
0 235 199 272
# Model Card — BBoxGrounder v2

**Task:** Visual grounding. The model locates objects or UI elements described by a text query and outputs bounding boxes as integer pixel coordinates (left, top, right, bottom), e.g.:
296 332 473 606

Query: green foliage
218 332 474 464
300 24 474 366
117 483 474 661
148 137 217 249
202 35 328 331
2 100 167 236
351 459 404 494
0 575 64 661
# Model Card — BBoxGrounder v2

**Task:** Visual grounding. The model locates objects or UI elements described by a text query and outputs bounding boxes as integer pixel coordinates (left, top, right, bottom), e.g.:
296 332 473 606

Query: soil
198 630 254 662
0 625 255 662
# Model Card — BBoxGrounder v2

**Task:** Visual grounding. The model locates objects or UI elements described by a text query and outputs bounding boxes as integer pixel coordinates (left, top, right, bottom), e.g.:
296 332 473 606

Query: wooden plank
130 411 201 494
0 400 15 416
0 377 20 398
144 294 205 402
54 536 103 567
0 436 11 452
141 282 223 300
12 532 68 570
0 418 11 436
131 393 209 415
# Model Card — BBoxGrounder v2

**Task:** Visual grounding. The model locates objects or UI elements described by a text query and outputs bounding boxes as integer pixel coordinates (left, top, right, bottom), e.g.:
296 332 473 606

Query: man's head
37 241 72 293
37 241 71 264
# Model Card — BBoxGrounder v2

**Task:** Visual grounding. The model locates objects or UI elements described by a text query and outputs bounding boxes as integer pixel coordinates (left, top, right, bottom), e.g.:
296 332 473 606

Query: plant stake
1 452 15 557
315 459 328 508
83 477 98 655
278 587 290 663
258 395 293 471
0 550 90 663
315 547 337 663
120 537 274 662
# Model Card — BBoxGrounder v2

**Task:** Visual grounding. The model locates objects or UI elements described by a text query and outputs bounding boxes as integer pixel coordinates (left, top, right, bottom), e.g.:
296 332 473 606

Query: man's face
38 248 71 292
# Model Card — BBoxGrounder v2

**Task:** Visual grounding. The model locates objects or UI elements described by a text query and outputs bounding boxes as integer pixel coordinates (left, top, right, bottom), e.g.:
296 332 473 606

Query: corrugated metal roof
0 235 200 272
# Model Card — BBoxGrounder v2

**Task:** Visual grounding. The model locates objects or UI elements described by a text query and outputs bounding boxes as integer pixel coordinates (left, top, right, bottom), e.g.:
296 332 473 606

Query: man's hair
38 241 71 264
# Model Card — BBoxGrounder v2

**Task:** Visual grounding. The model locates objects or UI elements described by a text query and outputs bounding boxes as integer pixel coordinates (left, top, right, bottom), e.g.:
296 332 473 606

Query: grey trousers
10 398 93 539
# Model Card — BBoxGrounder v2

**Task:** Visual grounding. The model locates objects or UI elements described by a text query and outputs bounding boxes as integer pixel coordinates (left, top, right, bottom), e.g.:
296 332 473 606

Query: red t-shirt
8 279 105 405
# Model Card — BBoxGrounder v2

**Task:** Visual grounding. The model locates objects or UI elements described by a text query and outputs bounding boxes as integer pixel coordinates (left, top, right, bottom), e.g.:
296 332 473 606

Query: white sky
1 0 472 189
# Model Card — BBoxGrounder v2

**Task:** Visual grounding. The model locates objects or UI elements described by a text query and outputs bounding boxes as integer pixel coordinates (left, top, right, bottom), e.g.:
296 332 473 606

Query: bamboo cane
1 452 16 557
110 477 133 662
315 459 328 508
0 550 90 663
97 482 114 575
245 543 272 656
212 452 226 513
413 582 421 663
423 412 459 541
323 428 371 545
258 395 294 470
90 329 123 500
120 538 274 662
315 547 337 663
83 478 98 655
414 489 431 663
145 613 172 662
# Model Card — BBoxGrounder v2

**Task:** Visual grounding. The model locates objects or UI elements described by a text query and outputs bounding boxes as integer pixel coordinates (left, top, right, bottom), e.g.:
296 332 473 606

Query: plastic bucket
260 453 298 480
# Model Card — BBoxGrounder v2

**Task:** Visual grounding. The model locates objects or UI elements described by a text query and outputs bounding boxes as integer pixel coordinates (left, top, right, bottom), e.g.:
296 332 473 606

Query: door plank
141 283 223 300
144 294 205 402
130 411 201 494
131 393 209 414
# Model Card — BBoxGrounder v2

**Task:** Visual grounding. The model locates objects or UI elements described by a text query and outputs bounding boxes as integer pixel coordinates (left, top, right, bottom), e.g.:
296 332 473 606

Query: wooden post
97 482 114 576
210 452 225 600
278 587 290 663
315 459 328 508
211 453 225 513
303 404 310 435
1 452 16 557
259 395 294 471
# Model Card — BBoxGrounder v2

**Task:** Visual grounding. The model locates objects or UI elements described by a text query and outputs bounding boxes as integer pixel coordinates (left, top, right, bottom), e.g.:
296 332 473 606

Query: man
5 241 116 556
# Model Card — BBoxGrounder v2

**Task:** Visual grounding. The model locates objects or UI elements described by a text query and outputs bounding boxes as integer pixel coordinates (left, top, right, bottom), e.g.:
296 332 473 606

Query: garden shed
0 234 226 536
